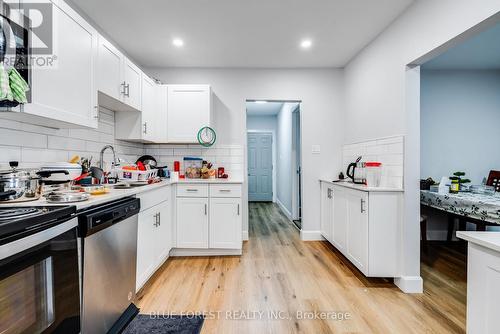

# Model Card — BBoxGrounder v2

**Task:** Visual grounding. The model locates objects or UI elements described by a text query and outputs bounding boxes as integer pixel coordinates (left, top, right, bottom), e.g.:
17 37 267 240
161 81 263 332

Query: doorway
246 100 302 229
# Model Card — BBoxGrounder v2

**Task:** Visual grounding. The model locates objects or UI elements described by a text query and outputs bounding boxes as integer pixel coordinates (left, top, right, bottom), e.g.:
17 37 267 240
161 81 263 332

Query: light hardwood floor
137 203 466 333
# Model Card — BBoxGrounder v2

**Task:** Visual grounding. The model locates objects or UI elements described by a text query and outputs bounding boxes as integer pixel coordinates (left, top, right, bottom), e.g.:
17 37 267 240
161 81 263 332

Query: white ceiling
423 23 500 70
246 102 283 116
70 0 414 68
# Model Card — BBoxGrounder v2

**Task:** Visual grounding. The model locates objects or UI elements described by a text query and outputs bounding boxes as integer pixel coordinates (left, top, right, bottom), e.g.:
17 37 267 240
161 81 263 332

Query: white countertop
456 231 500 253
319 179 404 192
0 178 243 210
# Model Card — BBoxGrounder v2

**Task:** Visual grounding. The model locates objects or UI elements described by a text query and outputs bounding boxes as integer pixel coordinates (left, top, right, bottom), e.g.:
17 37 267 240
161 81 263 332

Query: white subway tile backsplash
21 148 68 163
342 135 404 189
48 136 86 151
0 128 47 148
0 146 21 162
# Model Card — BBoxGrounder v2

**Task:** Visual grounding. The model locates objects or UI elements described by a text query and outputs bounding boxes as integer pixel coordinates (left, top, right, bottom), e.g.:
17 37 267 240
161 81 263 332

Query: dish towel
8 67 29 103
0 61 13 101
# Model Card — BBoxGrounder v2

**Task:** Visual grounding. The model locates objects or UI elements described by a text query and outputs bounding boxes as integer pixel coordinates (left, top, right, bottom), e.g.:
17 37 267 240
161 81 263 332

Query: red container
174 161 180 172
218 167 225 178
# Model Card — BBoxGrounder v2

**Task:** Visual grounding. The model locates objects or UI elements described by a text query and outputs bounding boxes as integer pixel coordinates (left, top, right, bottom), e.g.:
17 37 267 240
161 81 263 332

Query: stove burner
0 207 44 221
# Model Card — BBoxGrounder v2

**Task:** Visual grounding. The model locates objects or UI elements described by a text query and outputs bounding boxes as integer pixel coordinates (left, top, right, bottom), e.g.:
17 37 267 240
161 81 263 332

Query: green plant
449 171 471 185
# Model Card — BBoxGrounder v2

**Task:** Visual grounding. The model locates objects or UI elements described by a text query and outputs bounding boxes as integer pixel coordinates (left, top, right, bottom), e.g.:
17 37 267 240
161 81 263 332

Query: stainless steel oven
0 0 31 110
0 215 80 334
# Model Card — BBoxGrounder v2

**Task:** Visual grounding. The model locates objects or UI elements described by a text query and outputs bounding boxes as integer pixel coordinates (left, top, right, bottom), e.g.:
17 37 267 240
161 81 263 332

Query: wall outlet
312 145 321 154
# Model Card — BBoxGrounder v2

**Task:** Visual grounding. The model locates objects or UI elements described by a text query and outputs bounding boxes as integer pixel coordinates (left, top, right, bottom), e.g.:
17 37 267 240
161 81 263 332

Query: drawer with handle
210 184 242 198
177 184 209 197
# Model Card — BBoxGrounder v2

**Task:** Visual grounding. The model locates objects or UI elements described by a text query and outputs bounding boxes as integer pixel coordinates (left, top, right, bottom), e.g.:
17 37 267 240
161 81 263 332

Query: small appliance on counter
346 156 366 184
365 162 382 187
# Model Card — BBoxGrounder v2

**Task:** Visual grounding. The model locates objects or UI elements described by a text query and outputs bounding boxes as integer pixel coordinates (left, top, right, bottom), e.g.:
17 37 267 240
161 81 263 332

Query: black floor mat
122 314 204 334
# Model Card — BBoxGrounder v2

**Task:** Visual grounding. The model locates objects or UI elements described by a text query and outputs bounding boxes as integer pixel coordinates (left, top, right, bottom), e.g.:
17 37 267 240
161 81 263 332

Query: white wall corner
276 198 292 220
394 276 423 293
300 230 325 241
242 230 249 241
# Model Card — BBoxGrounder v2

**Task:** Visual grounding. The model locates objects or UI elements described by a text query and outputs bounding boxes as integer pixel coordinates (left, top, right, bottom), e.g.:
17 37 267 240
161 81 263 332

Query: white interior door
248 132 273 201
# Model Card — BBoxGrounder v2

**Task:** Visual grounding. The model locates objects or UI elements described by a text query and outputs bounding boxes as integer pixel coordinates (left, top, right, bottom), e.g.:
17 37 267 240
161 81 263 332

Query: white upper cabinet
22 0 98 128
97 36 123 101
122 59 142 111
96 35 142 112
115 75 167 143
167 85 211 143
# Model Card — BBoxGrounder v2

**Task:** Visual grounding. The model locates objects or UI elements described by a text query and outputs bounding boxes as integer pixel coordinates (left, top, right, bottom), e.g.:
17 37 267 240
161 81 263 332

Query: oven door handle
0 218 78 260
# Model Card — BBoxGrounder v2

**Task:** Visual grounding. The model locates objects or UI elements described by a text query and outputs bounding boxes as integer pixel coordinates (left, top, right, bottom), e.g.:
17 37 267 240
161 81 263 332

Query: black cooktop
0 205 76 245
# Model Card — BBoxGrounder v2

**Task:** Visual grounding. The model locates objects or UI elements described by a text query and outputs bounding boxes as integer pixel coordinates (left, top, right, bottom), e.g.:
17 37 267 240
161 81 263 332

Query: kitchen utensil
39 162 82 181
136 155 157 168
46 192 90 203
0 161 42 202
346 156 365 184
90 166 104 183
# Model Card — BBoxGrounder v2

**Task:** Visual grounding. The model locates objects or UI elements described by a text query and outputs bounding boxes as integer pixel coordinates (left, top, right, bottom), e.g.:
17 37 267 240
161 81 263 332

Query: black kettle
346 156 365 184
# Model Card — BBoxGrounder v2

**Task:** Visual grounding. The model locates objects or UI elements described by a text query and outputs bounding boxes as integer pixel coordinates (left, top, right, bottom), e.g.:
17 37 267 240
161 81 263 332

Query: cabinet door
155 200 172 262
123 59 142 111
332 186 348 252
167 85 211 143
209 198 242 249
136 205 159 290
320 184 333 243
141 75 155 142
346 190 369 274
25 0 98 128
176 197 209 248
97 35 123 101
155 85 168 142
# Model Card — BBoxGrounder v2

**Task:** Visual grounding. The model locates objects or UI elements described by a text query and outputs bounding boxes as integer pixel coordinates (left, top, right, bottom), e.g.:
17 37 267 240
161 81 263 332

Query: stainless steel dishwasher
78 197 140 334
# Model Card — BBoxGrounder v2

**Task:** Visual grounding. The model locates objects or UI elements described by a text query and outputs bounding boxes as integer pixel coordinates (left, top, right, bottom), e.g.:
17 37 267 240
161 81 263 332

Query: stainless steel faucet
99 145 116 170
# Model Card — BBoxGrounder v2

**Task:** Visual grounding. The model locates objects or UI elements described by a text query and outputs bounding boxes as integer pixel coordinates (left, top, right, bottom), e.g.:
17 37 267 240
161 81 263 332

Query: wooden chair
486 170 500 192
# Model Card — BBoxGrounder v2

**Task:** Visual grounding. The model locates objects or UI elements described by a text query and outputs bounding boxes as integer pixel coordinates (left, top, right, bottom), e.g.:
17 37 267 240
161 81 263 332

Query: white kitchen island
457 231 500 334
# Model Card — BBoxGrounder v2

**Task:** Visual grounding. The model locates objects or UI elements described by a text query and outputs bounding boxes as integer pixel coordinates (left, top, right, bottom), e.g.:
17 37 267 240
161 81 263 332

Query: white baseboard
300 230 325 241
276 198 292 220
242 230 249 241
170 248 242 257
394 276 423 293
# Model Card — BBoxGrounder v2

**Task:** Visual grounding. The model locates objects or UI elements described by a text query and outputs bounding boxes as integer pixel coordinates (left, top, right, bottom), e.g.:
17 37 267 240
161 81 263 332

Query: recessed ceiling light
300 39 312 49
172 38 184 47
254 101 268 104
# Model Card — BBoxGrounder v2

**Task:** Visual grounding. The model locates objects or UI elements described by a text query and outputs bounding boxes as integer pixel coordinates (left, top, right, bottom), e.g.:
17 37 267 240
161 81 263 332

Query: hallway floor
137 203 466 333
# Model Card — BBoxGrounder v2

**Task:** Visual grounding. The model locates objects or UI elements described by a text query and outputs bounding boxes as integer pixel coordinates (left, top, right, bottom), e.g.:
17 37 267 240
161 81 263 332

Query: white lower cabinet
176 197 209 249
175 184 242 254
209 198 242 249
136 187 172 291
320 183 334 243
346 190 369 274
320 181 402 277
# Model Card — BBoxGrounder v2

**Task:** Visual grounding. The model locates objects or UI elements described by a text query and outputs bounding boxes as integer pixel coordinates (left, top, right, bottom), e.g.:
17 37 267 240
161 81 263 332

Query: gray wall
421 70 500 184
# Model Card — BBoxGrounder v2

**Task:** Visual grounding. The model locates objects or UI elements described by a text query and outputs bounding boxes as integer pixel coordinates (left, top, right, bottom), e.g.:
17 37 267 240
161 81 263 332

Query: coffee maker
346 156 366 184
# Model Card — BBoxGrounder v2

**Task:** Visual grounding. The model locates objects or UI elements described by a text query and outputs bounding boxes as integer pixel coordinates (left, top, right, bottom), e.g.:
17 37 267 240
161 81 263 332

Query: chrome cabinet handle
143 122 147 134
219 189 231 192
121 81 126 95
360 199 366 213
158 212 161 226
237 204 240 215
327 188 333 199
186 189 198 192
93 106 99 119
125 83 130 97
153 213 158 227
205 204 207 215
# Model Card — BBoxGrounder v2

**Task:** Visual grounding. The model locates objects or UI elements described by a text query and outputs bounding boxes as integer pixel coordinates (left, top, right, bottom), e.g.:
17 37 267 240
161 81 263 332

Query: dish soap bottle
450 179 460 193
